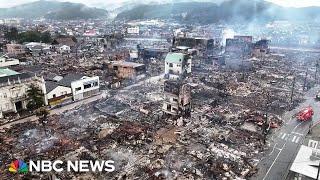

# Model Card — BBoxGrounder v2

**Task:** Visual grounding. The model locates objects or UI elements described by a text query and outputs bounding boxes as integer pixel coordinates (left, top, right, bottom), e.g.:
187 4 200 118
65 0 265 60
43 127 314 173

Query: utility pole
263 90 271 144
309 120 313 134
303 70 308 91
290 76 296 105
315 60 319 83
317 161 320 180
263 112 268 144
241 55 245 81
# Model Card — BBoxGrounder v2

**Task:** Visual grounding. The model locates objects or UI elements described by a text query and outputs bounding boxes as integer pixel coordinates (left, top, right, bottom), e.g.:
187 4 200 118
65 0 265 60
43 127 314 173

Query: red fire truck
297 106 314 121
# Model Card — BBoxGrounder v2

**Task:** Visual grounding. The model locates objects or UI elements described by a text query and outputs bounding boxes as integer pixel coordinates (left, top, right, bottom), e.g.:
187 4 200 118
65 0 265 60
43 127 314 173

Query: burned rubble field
0 51 318 179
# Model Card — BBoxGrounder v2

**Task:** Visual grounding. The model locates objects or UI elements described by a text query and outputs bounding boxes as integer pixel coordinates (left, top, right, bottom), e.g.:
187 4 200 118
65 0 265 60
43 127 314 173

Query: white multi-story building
164 52 191 80
0 68 46 118
57 74 100 102
71 76 100 101
44 74 100 106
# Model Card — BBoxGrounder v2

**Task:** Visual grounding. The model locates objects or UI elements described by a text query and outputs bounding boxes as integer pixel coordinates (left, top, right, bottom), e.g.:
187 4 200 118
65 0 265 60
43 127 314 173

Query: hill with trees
116 0 320 24
0 0 108 20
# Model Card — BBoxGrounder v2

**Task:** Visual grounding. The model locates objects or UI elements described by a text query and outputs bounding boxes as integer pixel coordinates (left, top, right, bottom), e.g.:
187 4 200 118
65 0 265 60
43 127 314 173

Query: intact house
71 76 99 101
52 73 100 102
53 37 76 48
0 68 46 118
44 73 100 106
110 61 146 79
52 37 77 52
164 52 192 80
45 81 72 106
58 45 71 54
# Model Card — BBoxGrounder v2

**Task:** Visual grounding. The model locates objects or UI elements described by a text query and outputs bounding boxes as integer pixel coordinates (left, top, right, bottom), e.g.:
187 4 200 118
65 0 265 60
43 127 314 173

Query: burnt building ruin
162 80 191 117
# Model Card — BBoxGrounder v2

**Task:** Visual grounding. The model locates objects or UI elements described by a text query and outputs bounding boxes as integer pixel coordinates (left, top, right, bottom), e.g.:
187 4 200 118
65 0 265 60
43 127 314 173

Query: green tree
4 27 18 41
18 31 41 43
26 84 44 111
17 31 52 43
40 31 52 43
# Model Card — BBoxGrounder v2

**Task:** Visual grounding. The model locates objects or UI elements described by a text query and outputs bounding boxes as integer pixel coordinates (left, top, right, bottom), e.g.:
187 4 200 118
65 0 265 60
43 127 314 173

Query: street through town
253 86 320 180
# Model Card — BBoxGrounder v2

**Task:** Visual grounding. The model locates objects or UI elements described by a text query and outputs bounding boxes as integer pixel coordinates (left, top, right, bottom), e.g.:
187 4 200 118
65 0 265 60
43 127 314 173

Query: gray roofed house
53 37 76 47
44 73 63 82
45 81 59 93
45 78 73 106
58 73 85 87
45 73 58 81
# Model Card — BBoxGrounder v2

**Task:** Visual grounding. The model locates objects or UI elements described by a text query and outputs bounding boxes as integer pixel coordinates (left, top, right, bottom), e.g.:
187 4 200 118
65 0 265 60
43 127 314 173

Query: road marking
267 143 278 157
295 137 300 144
278 132 285 139
263 122 304 179
292 136 297 143
292 132 303 136
263 143 285 180
278 132 283 137
293 122 303 132
281 133 287 139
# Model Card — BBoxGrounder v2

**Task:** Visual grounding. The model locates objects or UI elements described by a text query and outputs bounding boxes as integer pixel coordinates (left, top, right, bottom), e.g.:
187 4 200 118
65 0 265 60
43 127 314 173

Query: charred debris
0 22 319 180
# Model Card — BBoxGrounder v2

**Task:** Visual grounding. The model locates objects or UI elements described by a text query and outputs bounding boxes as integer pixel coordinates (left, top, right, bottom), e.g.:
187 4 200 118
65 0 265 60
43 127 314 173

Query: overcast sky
0 0 320 8
266 0 320 7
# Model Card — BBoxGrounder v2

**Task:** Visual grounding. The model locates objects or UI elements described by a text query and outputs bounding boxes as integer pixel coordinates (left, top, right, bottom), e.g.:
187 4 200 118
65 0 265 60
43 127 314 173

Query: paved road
0 74 163 130
0 92 106 130
253 86 320 180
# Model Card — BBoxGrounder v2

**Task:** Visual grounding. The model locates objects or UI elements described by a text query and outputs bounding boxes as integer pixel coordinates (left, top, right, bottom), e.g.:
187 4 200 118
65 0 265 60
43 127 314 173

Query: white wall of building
187 58 192 73
59 45 71 53
127 27 140 34
164 54 192 80
165 61 183 75
0 76 46 114
47 86 71 100
129 50 139 59
71 76 99 101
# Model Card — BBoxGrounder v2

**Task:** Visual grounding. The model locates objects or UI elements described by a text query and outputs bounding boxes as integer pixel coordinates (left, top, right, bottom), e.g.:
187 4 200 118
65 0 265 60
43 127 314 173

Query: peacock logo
8 160 28 173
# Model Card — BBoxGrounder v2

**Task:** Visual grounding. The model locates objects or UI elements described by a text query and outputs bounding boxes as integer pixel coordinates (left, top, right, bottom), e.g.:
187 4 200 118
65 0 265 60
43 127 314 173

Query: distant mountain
0 0 108 20
116 0 320 24
90 0 226 11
